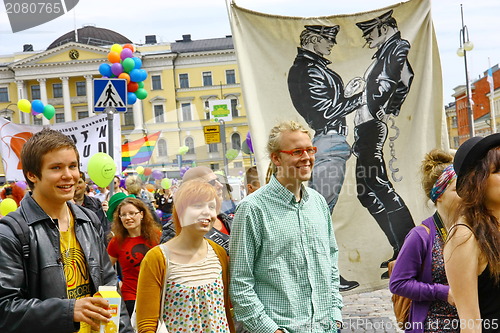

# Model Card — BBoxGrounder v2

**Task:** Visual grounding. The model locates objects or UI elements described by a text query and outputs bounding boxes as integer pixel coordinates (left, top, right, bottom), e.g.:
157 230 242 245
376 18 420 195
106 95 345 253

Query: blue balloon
138 69 148 81
99 63 112 77
129 69 141 82
31 99 44 114
127 92 137 105
132 57 142 69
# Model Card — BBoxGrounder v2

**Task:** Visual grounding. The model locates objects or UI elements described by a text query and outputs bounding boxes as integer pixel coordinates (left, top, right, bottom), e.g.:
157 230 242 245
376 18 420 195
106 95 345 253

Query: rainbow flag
121 131 161 171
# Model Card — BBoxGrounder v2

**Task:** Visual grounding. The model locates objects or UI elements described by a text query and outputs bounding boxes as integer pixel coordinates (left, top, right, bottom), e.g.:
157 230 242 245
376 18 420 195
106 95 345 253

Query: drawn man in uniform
288 25 364 291
354 10 415 278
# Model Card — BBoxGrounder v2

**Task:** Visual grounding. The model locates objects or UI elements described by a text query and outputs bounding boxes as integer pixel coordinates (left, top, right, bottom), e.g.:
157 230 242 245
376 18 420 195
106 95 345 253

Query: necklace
49 206 73 259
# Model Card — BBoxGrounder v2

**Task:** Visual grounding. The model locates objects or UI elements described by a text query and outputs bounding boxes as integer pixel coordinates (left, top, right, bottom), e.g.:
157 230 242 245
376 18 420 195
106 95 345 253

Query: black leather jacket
0 192 133 333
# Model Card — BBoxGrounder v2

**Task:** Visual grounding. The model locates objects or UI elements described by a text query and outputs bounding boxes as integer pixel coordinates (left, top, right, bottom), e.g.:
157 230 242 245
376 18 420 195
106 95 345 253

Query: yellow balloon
110 44 123 54
136 166 144 175
17 99 31 113
0 198 17 216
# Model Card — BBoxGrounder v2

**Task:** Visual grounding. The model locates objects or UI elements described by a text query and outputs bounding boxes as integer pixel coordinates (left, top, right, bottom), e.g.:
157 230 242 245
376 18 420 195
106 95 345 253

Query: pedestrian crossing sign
93 79 127 112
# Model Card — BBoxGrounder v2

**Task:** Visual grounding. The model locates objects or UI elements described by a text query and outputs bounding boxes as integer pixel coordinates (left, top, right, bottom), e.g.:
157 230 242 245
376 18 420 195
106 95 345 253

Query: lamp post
457 4 474 138
0 103 18 121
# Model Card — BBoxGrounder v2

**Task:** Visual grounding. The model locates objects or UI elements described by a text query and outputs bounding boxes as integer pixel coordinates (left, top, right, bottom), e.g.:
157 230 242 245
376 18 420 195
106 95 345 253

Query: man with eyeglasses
160 166 232 252
230 121 343 333
288 24 363 292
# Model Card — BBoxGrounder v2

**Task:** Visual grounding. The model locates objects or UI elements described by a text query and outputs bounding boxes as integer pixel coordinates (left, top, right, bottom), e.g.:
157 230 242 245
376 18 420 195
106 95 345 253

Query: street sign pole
219 119 229 177
106 106 115 196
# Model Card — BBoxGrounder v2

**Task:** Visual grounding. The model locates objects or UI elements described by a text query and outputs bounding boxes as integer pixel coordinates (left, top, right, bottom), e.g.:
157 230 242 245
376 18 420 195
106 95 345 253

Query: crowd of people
0 121 499 333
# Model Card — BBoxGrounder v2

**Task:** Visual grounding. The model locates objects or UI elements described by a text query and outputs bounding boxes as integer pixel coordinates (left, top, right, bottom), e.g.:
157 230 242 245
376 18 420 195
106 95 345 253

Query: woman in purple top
390 149 460 332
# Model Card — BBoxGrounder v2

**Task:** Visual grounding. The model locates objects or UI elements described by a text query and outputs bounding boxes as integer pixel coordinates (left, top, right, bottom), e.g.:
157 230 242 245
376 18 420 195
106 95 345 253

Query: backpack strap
1 211 30 260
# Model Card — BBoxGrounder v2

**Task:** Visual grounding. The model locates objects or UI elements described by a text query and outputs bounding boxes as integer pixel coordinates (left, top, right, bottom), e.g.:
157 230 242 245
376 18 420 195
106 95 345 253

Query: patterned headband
430 165 456 203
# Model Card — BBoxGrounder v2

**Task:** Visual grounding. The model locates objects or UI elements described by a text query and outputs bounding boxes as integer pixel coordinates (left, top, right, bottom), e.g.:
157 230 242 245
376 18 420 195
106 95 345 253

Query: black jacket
0 192 133 333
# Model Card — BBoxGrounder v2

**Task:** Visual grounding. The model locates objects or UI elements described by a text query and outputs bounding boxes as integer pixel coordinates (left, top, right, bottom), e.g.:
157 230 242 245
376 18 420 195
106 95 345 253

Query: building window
78 111 89 119
231 99 239 117
453 137 460 148
179 73 189 88
33 115 42 125
157 139 167 157
181 103 192 121
53 83 63 98
0 87 8 102
202 72 212 86
154 104 165 123
185 137 195 154
451 116 457 128
124 108 134 126
210 163 219 170
226 70 236 84
231 133 241 150
152 75 162 90
205 100 210 119
234 161 243 168
31 85 40 100
55 113 65 123
76 81 86 96
209 143 218 153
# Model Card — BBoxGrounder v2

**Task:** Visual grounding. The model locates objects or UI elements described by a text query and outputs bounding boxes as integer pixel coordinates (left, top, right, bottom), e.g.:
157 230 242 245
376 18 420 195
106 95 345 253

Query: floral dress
161 245 230 332
424 232 459 333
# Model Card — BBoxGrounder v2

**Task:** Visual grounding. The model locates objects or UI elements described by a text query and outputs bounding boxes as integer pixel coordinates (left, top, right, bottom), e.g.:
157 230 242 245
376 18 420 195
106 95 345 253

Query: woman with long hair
136 180 234 333
390 149 460 332
107 197 161 316
444 134 500 333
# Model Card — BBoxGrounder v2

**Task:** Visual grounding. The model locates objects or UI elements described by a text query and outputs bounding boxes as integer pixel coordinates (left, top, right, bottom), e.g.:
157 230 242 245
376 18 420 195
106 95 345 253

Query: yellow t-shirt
60 212 91 333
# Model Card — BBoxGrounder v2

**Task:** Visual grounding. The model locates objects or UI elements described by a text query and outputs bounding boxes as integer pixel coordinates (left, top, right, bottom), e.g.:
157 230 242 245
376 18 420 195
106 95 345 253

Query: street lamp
0 103 17 121
457 4 474 138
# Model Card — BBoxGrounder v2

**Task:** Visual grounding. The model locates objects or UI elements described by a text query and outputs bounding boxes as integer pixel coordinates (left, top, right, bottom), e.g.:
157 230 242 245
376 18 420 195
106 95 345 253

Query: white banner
0 113 121 181
229 0 447 291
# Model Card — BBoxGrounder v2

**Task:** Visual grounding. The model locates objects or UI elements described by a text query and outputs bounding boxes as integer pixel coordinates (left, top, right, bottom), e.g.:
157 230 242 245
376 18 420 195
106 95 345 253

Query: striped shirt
229 175 342 333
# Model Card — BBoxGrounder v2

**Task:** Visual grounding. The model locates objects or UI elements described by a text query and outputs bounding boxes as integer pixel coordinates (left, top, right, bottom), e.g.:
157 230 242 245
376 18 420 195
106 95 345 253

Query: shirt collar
268 175 310 205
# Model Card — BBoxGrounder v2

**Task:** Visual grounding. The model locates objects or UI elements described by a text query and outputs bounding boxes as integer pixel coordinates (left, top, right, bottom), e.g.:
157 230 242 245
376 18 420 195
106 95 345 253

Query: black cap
454 133 500 191
304 25 340 44
356 10 393 36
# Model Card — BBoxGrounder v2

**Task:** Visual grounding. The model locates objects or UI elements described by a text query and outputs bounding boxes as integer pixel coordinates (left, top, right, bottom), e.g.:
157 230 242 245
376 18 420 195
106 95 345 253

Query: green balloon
161 178 172 190
138 81 144 89
87 152 116 188
135 88 147 100
122 58 135 73
43 104 55 120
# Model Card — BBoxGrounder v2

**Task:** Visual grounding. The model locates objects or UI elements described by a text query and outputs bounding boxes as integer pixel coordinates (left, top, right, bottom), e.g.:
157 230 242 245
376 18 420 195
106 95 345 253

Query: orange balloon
118 72 131 83
145 183 155 193
107 51 120 63
123 44 135 52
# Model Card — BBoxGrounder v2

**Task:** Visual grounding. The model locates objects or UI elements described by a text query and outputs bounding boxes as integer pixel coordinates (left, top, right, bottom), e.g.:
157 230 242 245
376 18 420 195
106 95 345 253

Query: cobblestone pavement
341 288 402 333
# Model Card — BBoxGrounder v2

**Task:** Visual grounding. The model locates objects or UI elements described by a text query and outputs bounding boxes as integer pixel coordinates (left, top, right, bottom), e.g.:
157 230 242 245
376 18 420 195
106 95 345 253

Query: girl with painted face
390 149 460 332
135 180 235 333
444 134 500 333
107 197 161 316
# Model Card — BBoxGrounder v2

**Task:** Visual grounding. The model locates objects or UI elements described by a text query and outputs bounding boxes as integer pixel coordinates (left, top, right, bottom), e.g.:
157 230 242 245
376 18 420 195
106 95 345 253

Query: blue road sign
94 79 127 112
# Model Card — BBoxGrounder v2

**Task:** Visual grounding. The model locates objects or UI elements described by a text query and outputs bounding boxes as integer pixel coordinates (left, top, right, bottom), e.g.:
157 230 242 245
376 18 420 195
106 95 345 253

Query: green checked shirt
229 175 342 333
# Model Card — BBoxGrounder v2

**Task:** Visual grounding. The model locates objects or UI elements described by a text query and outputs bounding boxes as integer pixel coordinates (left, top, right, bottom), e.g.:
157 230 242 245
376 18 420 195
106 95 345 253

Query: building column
61 76 72 122
84 75 95 117
37 78 50 125
133 100 144 131
15 80 28 124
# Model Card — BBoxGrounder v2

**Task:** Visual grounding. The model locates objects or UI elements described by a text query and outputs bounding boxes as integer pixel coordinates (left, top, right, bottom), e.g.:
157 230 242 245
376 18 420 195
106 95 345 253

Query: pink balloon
111 63 123 76
120 48 133 60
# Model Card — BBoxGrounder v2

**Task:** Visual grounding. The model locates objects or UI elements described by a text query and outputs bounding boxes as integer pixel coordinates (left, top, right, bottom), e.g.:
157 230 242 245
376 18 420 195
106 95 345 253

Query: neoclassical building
0 26 251 179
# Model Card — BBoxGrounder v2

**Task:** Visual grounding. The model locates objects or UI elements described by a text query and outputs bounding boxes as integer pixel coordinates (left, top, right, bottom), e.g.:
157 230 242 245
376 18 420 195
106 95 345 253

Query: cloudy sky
1 0 499 104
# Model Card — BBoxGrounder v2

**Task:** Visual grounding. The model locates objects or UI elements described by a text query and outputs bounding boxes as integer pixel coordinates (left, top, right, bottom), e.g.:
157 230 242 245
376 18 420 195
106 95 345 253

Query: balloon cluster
98 44 148 105
17 99 56 120
136 166 171 189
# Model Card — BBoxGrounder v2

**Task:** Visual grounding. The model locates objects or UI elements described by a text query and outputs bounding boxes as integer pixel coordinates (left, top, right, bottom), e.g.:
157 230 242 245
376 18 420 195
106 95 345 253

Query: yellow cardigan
135 239 235 333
